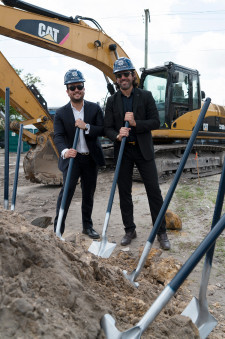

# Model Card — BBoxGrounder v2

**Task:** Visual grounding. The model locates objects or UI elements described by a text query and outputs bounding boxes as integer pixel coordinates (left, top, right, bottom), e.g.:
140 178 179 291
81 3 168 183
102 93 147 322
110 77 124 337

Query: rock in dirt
166 209 182 230
31 216 52 228
0 207 200 339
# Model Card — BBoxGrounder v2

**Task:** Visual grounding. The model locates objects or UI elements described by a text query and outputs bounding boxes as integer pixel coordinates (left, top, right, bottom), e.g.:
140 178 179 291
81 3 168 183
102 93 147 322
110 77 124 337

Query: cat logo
15 20 70 45
38 23 59 42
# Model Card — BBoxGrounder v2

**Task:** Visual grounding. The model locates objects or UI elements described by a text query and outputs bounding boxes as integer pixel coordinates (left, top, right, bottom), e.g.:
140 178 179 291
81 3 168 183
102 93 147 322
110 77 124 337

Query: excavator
0 0 225 185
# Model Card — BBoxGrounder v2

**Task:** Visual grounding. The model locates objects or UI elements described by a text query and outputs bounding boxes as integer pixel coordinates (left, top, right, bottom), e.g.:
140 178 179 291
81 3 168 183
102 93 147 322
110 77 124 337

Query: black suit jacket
104 87 160 161
54 100 105 172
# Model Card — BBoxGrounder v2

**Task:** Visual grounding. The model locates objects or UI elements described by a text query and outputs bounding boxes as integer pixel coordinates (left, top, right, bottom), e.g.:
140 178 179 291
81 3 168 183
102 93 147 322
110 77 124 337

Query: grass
175 185 195 200
174 183 220 209
215 236 225 262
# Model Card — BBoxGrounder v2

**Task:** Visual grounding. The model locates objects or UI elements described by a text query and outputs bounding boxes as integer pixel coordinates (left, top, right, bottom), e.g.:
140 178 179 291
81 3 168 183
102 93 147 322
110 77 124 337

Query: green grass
175 185 195 200
215 237 225 256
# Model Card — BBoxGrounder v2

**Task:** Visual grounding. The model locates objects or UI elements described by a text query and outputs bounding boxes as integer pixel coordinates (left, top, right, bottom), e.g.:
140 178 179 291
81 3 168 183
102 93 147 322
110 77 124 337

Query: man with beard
104 57 170 250
53 69 105 239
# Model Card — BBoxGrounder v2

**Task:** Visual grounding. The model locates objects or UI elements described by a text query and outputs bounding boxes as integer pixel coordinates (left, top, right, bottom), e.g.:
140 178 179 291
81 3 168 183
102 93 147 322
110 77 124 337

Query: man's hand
64 148 77 159
117 126 130 141
75 119 86 130
124 112 136 127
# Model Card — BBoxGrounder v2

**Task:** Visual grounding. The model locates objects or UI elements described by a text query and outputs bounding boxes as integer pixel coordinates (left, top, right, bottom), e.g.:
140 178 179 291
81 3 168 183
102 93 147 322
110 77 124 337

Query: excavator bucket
23 139 62 185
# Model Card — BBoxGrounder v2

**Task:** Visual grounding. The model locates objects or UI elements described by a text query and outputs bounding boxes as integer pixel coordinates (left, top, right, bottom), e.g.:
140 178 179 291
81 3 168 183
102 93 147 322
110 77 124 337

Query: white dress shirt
61 102 90 158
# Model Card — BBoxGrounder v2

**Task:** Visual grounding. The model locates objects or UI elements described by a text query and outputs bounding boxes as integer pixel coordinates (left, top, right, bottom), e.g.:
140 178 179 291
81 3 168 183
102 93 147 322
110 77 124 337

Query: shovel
4 87 10 210
55 127 80 240
181 156 225 338
101 213 225 339
88 121 129 258
123 98 211 287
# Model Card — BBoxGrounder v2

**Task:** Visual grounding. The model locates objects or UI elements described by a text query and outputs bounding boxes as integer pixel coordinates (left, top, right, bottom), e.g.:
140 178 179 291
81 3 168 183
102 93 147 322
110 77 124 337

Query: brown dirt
0 150 224 338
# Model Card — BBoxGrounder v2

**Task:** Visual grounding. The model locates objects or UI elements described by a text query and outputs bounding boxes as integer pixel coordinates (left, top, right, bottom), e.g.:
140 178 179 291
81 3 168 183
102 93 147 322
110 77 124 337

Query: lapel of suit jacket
116 91 125 123
83 100 90 123
66 102 75 125
132 88 140 119
66 102 76 135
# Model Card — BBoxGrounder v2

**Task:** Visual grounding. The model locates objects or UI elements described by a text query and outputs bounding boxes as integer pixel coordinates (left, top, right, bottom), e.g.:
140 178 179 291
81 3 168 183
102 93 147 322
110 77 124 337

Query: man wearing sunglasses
53 69 105 239
104 57 170 250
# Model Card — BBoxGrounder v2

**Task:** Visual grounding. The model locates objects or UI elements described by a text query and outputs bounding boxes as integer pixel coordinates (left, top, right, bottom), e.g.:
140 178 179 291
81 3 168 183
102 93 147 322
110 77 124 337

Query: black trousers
117 143 166 235
54 154 98 235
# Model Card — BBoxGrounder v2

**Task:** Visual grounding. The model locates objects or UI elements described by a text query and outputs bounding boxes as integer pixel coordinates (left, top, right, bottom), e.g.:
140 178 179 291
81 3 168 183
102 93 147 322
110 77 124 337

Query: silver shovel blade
181 297 218 339
101 314 141 339
88 240 116 258
123 269 139 288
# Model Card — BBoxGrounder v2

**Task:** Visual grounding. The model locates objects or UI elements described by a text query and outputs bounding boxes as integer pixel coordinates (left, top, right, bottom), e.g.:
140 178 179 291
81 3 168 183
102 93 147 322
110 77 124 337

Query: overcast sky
0 0 225 108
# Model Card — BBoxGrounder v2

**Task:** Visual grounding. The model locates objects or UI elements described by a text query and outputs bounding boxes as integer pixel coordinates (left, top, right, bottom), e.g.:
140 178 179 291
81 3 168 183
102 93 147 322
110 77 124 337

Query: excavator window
172 71 189 105
192 74 200 110
143 71 167 127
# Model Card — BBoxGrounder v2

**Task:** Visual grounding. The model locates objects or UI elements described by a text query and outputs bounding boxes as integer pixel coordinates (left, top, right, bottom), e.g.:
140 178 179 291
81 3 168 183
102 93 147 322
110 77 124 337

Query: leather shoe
157 232 171 250
121 230 137 246
82 228 100 239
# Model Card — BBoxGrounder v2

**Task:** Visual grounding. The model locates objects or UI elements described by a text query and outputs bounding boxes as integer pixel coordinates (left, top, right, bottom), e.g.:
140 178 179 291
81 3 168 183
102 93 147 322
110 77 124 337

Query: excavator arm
0 51 63 184
0 0 129 80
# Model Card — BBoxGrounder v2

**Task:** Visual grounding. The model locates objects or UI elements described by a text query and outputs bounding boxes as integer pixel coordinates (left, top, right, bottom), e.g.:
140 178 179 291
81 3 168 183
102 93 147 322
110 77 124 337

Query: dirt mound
0 207 200 338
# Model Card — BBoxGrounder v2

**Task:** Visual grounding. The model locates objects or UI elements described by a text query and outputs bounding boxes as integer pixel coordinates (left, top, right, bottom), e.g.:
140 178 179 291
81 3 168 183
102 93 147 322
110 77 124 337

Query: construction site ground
0 149 224 339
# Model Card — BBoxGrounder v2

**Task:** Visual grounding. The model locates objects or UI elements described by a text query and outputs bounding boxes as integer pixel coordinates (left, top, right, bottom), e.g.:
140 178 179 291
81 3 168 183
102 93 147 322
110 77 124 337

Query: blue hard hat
64 69 86 85
113 57 135 74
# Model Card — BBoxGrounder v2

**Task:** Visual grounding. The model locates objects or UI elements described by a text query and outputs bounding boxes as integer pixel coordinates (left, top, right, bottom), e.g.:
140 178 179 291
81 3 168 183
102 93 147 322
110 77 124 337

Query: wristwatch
85 123 90 132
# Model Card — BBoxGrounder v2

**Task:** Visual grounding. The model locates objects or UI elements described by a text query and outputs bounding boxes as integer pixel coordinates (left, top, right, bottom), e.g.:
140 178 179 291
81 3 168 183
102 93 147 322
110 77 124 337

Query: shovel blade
123 269 139 288
181 297 217 339
88 240 116 258
101 314 141 339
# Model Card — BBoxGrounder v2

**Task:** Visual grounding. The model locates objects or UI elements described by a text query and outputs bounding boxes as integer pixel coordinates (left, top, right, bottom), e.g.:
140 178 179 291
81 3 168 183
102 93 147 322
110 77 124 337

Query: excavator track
133 144 225 182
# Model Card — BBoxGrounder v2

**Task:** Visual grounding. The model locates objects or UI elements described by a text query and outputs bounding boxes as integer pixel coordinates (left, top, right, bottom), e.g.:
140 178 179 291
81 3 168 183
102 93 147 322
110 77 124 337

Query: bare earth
0 150 224 338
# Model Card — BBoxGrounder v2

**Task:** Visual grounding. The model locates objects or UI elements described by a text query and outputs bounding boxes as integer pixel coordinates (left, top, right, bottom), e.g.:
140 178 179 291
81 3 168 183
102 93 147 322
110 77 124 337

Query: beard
70 96 84 103
118 80 133 91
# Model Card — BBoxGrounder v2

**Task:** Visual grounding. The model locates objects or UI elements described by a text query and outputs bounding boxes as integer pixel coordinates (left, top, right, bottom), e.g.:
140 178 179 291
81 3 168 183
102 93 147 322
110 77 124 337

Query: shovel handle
198 156 225 301
106 121 129 212
4 87 10 210
60 127 80 211
147 98 211 243
205 156 225 266
55 128 80 237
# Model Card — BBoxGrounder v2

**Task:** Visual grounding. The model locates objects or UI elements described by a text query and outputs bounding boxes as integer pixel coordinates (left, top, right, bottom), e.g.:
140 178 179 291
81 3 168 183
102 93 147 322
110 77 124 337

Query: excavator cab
140 61 202 129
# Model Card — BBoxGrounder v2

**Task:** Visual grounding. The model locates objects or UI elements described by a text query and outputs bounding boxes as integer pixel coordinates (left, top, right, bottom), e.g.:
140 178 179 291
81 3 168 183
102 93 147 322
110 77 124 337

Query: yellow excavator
0 0 225 184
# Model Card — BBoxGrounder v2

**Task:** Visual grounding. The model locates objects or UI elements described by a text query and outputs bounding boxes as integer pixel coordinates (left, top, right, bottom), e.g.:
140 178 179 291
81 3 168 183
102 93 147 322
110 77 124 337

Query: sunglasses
115 71 133 79
68 84 84 91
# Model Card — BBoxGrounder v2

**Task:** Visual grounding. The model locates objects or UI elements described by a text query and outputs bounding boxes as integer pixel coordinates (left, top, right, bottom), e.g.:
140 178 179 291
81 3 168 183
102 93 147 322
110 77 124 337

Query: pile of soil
0 207 200 339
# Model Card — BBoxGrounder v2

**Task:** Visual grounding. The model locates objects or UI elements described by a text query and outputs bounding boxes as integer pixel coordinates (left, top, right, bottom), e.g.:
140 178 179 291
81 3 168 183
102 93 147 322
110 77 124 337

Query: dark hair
114 71 138 90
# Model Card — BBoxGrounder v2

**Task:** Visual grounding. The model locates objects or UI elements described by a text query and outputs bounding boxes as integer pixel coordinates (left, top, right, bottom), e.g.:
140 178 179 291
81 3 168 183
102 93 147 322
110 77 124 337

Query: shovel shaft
147 98 211 244
198 156 225 301
4 87 10 210
11 123 23 211
106 121 129 213
102 215 225 338
56 128 80 237
135 214 225 334
127 98 211 283
88 122 129 258
170 213 225 291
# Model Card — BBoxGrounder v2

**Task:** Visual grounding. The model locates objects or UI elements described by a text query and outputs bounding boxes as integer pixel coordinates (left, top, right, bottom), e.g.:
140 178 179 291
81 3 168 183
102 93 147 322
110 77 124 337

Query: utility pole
144 9 150 69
